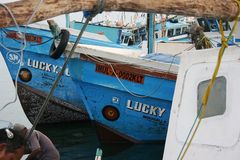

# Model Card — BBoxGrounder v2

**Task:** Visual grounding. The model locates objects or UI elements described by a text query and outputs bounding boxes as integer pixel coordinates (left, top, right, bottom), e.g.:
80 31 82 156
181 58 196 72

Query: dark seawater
37 121 165 160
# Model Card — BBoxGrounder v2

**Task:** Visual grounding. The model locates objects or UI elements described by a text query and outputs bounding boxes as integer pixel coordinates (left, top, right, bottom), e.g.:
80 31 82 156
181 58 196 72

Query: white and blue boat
70 20 147 48
154 17 233 45
65 44 179 143
0 23 126 123
154 19 190 43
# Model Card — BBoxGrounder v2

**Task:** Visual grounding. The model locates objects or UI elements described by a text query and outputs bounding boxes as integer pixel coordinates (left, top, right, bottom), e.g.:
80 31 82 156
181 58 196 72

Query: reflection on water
37 121 165 160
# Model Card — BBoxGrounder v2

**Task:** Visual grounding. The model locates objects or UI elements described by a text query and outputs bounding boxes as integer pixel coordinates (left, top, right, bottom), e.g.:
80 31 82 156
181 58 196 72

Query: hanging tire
49 29 70 59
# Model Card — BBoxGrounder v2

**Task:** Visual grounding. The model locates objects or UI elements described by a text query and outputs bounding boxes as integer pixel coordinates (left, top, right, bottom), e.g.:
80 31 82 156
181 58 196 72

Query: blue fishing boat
70 20 147 48
154 19 190 43
155 17 233 45
65 16 234 143
0 23 126 123
65 44 179 143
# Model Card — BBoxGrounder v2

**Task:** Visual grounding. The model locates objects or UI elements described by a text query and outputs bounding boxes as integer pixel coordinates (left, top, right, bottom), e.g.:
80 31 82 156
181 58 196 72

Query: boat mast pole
65 14 70 28
147 13 155 54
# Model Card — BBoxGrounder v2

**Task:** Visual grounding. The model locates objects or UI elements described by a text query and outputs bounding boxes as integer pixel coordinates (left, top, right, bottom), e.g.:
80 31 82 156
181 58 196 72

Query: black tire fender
49 29 70 59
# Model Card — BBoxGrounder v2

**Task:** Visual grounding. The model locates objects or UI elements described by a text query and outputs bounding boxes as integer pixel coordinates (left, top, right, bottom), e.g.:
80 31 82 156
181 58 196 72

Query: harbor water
37 121 165 160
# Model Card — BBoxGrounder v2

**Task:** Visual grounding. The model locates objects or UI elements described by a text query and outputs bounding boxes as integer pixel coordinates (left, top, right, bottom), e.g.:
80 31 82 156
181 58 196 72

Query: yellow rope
179 1 240 159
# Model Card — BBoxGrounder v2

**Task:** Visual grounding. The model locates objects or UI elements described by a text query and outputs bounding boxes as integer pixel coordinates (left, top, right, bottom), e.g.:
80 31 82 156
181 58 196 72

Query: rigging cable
27 0 105 139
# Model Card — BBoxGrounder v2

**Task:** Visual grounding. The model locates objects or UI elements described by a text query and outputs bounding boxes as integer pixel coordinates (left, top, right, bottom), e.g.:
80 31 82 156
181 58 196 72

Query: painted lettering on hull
27 59 70 76
6 31 42 44
126 100 166 117
6 52 20 64
96 64 144 84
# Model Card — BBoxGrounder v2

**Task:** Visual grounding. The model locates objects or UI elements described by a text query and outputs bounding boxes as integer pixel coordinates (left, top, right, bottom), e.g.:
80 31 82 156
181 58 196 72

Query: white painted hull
163 46 240 160
0 53 31 130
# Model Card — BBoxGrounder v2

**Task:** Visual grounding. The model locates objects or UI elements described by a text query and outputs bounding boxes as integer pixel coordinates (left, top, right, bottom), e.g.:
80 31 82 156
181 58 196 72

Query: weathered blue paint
0 39 84 109
68 55 177 142
0 26 130 118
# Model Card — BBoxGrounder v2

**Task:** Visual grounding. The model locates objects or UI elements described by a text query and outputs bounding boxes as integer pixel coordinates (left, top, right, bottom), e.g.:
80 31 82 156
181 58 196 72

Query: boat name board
96 64 144 84
126 100 166 117
6 31 42 44
27 59 70 76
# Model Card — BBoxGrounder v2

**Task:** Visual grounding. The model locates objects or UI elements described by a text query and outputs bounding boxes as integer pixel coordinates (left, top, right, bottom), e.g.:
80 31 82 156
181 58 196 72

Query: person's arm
26 130 41 160
26 148 42 160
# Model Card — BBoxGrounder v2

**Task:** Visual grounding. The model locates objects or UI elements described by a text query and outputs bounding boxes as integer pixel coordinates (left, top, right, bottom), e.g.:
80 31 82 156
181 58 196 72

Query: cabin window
197 18 210 32
120 35 124 43
222 21 231 31
182 27 187 34
142 35 147 41
128 37 134 45
123 36 129 44
155 33 159 39
135 33 140 43
197 76 226 118
175 28 181 36
208 19 218 31
167 29 174 37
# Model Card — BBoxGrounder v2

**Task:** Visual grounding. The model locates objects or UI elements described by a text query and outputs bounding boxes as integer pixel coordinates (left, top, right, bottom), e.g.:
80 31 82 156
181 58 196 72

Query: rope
0 0 43 111
178 2 240 159
26 0 105 140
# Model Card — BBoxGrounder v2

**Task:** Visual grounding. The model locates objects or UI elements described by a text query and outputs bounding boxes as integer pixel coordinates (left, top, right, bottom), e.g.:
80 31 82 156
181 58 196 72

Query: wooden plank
0 0 239 28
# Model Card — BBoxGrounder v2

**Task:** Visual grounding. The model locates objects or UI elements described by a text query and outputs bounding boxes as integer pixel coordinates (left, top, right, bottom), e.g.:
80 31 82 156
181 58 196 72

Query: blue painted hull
0 27 85 101
68 55 176 143
0 25 129 123
0 28 88 122
0 25 132 123
0 48 85 107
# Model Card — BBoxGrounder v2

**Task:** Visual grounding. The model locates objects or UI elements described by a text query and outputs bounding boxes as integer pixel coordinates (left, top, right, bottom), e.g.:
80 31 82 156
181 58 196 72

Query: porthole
19 68 32 82
102 105 120 121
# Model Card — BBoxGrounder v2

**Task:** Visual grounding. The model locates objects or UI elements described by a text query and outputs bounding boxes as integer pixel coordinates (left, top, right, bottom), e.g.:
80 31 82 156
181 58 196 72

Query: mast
147 13 155 54
65 14 70 28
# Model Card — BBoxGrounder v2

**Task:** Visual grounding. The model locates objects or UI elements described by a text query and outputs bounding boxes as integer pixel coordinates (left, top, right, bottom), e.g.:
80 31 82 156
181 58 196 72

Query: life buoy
49 29 70 59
